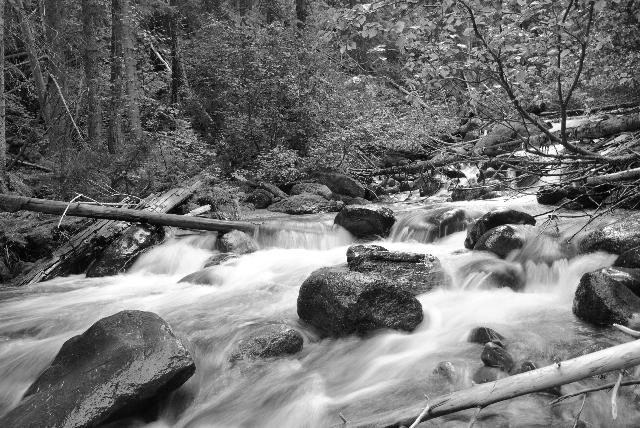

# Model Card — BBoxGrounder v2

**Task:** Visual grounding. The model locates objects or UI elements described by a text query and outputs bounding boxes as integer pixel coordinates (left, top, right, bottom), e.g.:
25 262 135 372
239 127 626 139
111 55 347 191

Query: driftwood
342 338 640 427
8 181 203 286
0 193 258 235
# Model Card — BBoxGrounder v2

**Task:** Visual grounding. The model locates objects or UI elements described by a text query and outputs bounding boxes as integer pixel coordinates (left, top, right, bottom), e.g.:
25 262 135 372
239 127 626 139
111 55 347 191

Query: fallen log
342 338 640 427
8 182 203 286
0 193 259 235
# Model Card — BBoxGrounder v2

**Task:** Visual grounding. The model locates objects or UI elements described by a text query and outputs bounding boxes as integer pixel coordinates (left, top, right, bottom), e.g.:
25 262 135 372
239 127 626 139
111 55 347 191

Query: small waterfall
390 207 479 243
256 220 353 250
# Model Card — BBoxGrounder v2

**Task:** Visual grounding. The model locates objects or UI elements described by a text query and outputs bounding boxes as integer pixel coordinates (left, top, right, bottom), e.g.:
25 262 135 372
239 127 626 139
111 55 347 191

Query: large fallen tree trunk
0 193 259 235
7 182 204 286
343 338 640 427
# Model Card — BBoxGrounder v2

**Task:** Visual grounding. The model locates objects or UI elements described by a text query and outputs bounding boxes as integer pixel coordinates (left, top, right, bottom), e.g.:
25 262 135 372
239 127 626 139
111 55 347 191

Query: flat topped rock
465 208 536 249
0 310 195 428
334 205 396 238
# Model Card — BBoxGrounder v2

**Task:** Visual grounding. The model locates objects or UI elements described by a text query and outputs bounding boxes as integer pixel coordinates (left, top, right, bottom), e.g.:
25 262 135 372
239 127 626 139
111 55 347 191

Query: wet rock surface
204 252 239 268
178 268 224 286
460 258 526 291
573 267 640 326
313 172 367 199
297 266 424 337
481 342 515 372
474 225 529 258
579 213 640 255
334 205 396 238
468 327 505 345
246 189 273 209
230 325 303 361
290 182 333 199
536 186 568 205
0 310 195 428
268 194 343 215
86 225 165 277
217 230 259 254
465 209 536 249
616 247 640 268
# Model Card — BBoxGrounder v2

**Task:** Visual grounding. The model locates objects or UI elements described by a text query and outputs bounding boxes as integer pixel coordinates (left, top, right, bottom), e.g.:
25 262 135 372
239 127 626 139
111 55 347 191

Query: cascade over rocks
297 265 424 337
465 208 536 249
474 225 531 259
204 253 239 268
334 205 396 238
391 208 476 243
347 248 447 294
217 230 259 254
86 224 165 277
573 267 640 326
460 257 526 291
579 213 640 255
230 325 303 361
290 182 333 199
0 310 195 428
268 194 343 215
178 268 224 286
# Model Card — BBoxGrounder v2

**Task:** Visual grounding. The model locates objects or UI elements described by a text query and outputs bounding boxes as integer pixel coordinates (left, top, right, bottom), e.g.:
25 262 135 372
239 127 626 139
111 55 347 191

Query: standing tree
109 0 125 154
82 0 104 146
123 0 142 140
0 0 6 187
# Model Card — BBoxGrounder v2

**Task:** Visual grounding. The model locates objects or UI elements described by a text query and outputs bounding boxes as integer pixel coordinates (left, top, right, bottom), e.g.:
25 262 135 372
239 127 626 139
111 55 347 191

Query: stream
0 195 638 427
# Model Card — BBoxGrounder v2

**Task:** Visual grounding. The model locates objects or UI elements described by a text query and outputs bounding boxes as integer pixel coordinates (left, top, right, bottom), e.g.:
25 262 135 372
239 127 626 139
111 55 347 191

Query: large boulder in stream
616 248 640 269
347 245 447 294
86 225 165 277
217 230 259 254
334 205 396 238
290 182 333 199
465 209 536 249
297 266 424 337
573 267 640 327
230 324 303 361
579 213 640 255
312 172 367 199
268 194 343 215
0 310 195 428
474 224 531 259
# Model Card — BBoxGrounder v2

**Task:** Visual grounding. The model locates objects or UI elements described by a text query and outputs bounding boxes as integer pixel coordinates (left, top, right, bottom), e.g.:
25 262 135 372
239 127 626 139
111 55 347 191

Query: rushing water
0 198 638 427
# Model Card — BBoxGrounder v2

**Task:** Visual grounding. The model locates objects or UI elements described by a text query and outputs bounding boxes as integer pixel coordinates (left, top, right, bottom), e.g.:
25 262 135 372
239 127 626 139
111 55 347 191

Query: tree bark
0 194 259 234
0 0 6 186
296 0 307 28
82 0 103 146
170 0 181 104
344 338 640 427
108 0 124 154
122 0 142 140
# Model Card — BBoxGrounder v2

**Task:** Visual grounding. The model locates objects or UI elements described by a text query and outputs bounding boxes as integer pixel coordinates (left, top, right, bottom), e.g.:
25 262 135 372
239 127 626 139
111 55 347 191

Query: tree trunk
296 0 307 28
82 0 103 146
0 194 259 234
170 0 181 104
345 338 640 427
122 0 142 140
108 0 124 154
0 0 6 186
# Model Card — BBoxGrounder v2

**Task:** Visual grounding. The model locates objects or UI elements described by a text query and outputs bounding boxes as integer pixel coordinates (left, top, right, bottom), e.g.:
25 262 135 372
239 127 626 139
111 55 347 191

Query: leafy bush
255 146 303 184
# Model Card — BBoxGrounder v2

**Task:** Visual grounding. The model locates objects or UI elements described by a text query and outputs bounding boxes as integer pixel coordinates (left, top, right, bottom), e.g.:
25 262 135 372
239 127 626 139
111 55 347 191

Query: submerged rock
268 194 342 215
481 342 515 372
178 268 224 286
573 267 640 327
347 246 446 294
217 230 259 254
86 224 164 277
579 213 640 255
465 209 536 249
474 225 530 258
290 182 333 199
230 325 303 361
468 327 505 345
204 253 239 268
297 266 424 337
334 205 396 238
0 310 195 428
472 366 509 384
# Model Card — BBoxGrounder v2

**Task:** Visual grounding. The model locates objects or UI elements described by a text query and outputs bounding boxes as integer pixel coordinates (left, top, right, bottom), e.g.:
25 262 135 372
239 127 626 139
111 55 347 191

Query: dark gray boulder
246 189 273 209
579 214 640 255
347 247 447 295
536 186 567 205
178 268 223 286
268 194 343 215
86 225 164 277
0 310 195 428
573 267 640 327
615 247 640 268
346 244 388 263
230 325 303 361
465 209 536 249
474 225 530 258
290 182 333 199
297 266 424 337
468 327 505 345
313 172 367 199
481 342 515 372
217 230 259 254
334 205 396 238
